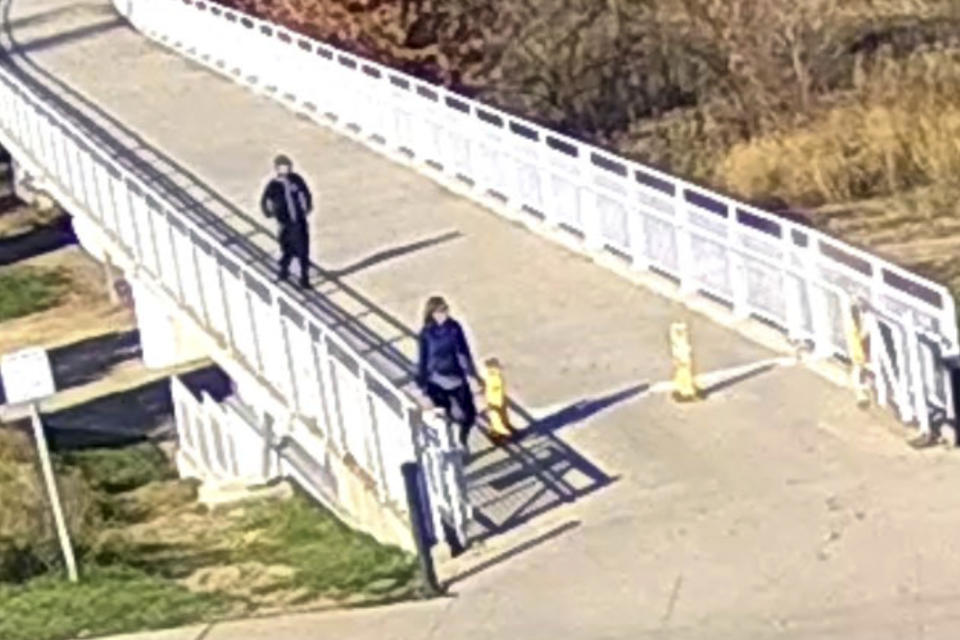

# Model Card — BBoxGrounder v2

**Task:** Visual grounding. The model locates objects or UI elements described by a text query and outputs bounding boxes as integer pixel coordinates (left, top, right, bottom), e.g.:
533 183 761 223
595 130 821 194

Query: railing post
804 243 834 359
673 189 697 297
213 257 237 349
535 138 559 229
313 332 347 454
400 461 442 596
408 408 444 544
904 312 931 436
261 411 275 481
627 207 650 272
242 285 266 374
307 327 336 444
889 318 915 423
866 312 889 408
364 379 391 504
578 153 604 252
276 306 301 411
727 223 750 320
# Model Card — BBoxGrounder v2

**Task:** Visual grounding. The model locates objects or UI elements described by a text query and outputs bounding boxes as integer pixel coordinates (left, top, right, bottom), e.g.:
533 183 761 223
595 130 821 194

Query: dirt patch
0 245 134 355
0 202 60 239
181 562 320 610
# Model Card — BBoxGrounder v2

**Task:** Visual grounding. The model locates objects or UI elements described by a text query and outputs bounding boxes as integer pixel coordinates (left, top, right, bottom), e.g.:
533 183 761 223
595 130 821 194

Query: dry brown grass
719 48 960 209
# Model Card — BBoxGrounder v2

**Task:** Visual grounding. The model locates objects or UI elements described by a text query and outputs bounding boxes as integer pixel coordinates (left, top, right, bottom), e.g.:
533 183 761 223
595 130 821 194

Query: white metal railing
115 0 960 348
0 40 470 542
112 0 960 430
171 375 272 483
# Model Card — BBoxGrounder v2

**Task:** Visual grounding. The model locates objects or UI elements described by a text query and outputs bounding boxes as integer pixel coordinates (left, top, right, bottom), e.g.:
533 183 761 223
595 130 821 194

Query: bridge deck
7 1 960 637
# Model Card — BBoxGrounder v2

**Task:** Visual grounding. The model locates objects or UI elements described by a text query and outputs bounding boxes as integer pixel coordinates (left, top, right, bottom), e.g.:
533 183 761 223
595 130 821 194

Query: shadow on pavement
463 386 642 543
444 519 581 589
11 17 124 56
700 360 778 398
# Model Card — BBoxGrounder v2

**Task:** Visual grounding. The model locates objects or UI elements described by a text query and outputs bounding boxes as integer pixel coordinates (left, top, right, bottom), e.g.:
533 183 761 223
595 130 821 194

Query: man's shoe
298 279 312 290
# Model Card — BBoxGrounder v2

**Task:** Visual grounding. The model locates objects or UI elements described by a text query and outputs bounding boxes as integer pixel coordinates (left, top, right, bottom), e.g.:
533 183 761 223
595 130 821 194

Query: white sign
1 346 56 405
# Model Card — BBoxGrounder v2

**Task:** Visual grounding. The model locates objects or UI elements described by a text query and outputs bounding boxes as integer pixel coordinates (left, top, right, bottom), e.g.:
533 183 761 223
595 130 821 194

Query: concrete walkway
6 2 960 638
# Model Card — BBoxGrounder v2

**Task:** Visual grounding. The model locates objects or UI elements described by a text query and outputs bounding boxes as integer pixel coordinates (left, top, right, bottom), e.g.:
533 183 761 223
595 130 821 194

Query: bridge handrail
117 0 959 358
0 42 422 509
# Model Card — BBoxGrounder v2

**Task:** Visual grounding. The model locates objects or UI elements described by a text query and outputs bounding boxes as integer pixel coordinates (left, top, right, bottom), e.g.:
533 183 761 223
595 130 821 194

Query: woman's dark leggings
424 382 477 446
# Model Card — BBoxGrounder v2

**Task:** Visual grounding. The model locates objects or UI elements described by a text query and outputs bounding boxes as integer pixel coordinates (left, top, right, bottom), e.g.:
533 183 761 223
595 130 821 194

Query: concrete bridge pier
130 277 208 369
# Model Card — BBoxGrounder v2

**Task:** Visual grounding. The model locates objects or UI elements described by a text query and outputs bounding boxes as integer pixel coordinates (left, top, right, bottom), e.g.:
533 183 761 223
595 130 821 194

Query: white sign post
0 347 78 583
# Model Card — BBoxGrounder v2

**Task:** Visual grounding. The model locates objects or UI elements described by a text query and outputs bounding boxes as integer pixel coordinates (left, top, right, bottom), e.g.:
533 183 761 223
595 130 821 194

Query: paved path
6 2 960 638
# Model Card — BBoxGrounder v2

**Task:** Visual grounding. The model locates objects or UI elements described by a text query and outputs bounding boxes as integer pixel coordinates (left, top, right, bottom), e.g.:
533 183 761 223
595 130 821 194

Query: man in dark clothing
260 154 313 288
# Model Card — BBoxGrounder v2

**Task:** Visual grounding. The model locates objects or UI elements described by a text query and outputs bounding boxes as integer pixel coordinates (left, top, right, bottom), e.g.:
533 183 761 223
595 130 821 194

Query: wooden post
30 402 79 583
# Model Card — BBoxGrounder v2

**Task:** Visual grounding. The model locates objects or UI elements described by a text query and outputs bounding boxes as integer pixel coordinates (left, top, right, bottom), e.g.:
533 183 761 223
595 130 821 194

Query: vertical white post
276 306 300 410
889 319 915 423
806 247 833 358
673 190 697 297
365 384 390 504
904 313 931 435
728 238 750 321
579 154 603 252
867 313 889 408
627 208 650 272
188 242 211 325
310 330 338 446
242 286 265 374
536 139 559 229
409 408 444 547
261 411 275 480
320 337 350 454
30 403 79 583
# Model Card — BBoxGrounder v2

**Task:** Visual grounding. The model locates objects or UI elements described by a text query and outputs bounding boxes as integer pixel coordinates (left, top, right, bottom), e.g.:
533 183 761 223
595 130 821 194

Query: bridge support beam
131 278 207 369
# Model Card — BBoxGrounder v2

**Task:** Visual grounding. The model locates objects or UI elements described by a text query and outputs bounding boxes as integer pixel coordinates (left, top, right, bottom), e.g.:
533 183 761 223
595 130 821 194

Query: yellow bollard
843 298 870 408
670 322 702 402
483 358 512 442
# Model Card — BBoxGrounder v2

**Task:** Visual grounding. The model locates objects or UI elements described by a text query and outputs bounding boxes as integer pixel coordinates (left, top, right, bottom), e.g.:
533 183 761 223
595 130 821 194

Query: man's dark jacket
261 173 312 227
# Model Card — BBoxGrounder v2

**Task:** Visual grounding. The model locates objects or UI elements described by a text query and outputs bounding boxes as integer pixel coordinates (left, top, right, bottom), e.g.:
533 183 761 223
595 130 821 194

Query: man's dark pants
278 220 309 286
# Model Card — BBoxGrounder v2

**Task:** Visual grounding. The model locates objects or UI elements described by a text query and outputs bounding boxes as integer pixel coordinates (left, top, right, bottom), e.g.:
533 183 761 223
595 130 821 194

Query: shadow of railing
0 212 77 265
42 377 175 449
48 328 142 389
462 386 641 543
0 8 617 544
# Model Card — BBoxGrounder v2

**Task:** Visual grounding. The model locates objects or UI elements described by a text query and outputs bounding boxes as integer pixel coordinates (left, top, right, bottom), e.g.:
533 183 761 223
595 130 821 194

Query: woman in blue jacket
417 296 483 448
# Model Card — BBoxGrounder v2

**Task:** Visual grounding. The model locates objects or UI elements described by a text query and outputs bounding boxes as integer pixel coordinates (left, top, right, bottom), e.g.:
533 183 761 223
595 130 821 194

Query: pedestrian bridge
1 0 958 562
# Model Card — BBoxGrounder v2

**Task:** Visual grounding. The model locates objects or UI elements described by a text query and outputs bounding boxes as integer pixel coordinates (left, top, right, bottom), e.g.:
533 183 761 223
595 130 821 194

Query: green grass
0 566 231 640
1 444 419 640
0 266 70 322
56 443 176 494
229 492 418 597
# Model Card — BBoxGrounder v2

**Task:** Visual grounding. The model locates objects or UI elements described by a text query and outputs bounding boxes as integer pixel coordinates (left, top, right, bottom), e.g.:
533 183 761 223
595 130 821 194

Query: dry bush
669 0 851 137
718 45 960 209
0 428 101 582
